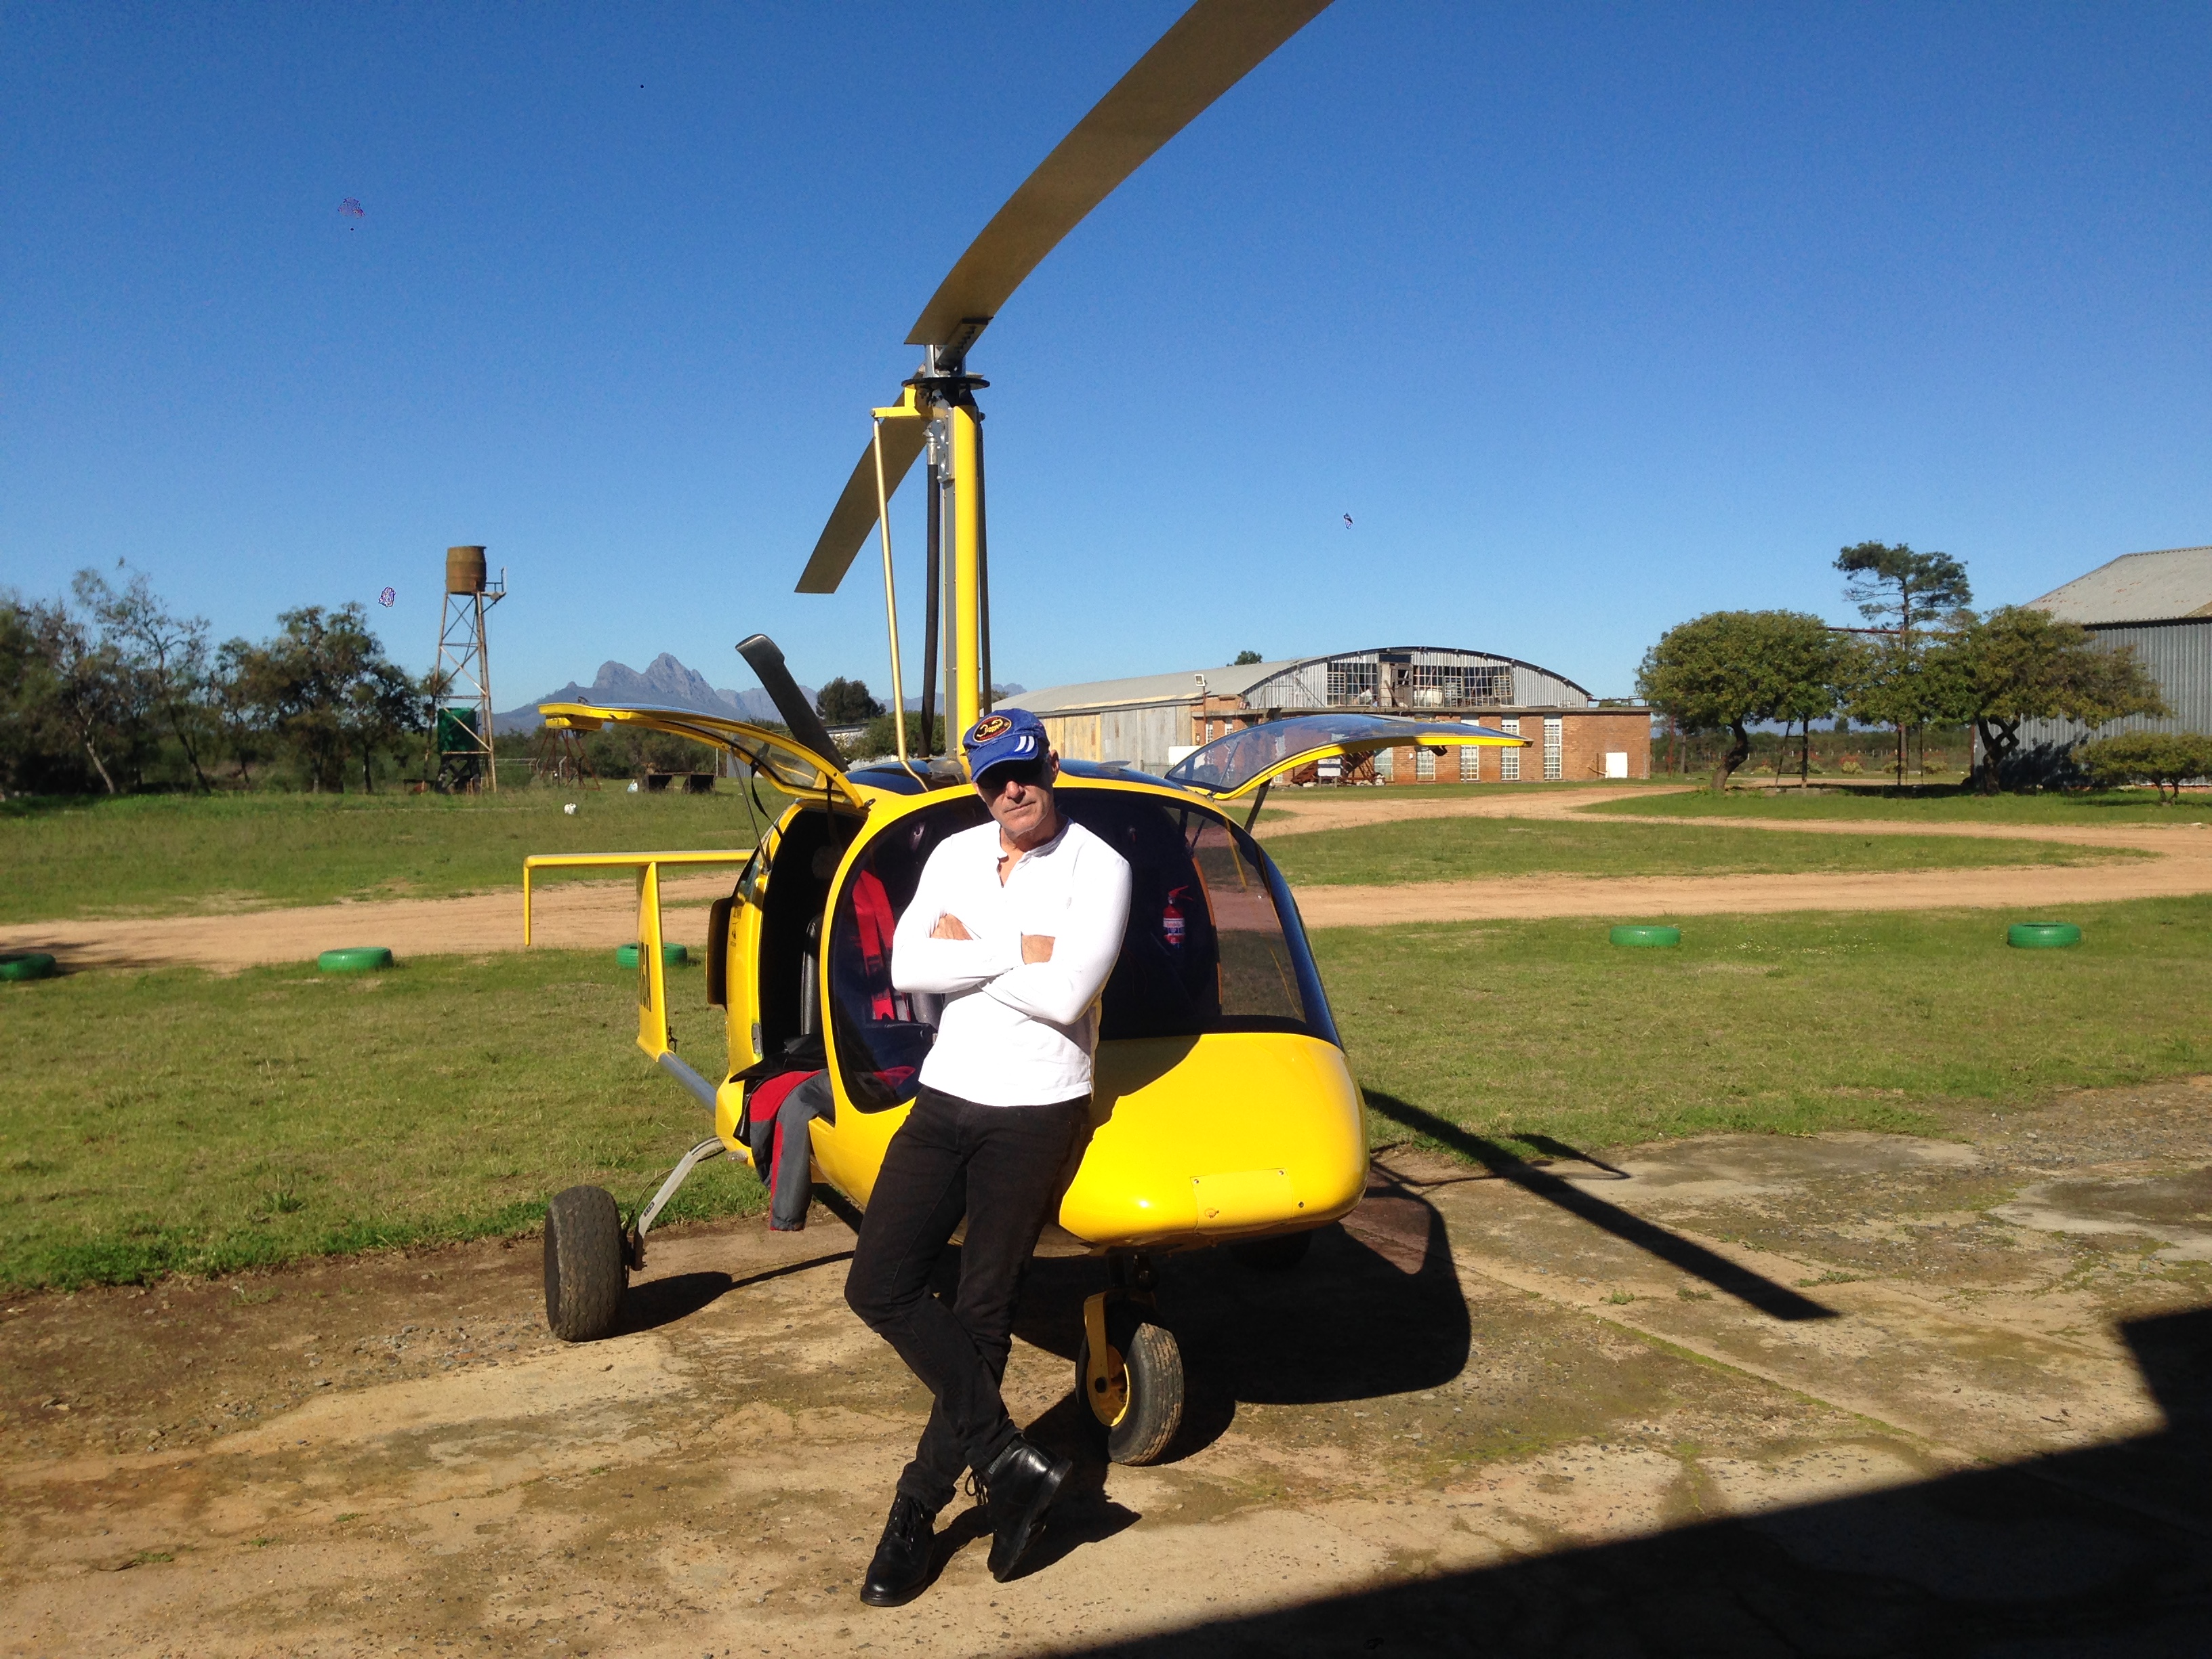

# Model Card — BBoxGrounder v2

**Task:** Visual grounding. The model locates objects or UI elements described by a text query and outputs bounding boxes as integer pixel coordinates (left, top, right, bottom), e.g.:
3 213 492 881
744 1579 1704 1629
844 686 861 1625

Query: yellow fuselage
708 777 1368 1254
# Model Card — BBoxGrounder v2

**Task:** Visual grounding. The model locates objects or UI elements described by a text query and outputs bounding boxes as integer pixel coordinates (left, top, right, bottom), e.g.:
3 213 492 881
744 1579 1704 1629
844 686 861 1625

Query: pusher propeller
793 0 1330 596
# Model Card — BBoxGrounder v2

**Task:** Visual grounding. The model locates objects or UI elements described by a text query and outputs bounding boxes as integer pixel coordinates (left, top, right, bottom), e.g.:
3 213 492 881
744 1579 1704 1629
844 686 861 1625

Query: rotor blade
907 0 1331 353
794 414 931 594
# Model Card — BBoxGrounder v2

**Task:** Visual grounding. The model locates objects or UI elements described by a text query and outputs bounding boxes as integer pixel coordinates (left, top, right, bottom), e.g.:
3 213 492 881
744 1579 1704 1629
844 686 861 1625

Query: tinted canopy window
825 791 1333 1107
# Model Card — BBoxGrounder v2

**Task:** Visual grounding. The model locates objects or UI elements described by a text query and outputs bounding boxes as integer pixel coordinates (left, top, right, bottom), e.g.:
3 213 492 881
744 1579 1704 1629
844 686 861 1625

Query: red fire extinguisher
1162 886 1189 951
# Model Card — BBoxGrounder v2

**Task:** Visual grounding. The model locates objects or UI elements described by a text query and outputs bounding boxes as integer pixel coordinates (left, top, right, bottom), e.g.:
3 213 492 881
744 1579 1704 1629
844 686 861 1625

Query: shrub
2076 731 2212 802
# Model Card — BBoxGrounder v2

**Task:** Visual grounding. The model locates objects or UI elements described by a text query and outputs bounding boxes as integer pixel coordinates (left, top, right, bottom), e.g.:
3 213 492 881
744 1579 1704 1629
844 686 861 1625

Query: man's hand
1021 934 1055 964
930 914 973 941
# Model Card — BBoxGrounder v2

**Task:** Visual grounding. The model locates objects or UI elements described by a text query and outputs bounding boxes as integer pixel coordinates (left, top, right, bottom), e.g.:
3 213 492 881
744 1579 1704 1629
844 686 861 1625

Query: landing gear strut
1076 1254 1184 1465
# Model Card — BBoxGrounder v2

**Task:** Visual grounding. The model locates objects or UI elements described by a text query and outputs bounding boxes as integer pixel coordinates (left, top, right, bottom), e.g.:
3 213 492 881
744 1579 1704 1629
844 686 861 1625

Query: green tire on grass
1609 925 1681 948
616 942 689 969
0 951 58 982
316 947 394 973
2007 922 2082 949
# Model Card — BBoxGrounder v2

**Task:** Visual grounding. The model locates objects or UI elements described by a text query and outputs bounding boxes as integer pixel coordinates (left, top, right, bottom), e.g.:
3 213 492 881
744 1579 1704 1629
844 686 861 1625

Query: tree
815 677 883 724
1926 607 2167 790
224 605 422 791
0 598 68 796
2076 731 2212 802
14 595 150 794
853 712 946 762
1232 649 1263 665
1834 541 1973 781
1835 541 1973 637
73 566 218 791
1637 611 1843 793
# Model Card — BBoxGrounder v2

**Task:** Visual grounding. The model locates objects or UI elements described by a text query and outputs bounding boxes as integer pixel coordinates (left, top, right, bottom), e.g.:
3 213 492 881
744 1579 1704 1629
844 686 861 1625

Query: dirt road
1258 785 2212 925
5 1078 2209 1654
6 788 2209 972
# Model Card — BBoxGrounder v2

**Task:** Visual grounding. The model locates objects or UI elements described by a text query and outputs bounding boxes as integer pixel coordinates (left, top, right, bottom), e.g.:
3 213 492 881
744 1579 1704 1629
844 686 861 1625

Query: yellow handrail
521 849 753 945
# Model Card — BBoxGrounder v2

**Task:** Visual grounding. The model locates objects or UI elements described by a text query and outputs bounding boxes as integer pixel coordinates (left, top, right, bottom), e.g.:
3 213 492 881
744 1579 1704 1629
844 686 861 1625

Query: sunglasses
977 758 1052 795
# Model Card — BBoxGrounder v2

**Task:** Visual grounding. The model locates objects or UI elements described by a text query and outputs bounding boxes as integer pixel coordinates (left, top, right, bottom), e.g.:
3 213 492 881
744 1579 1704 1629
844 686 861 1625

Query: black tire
544 1185 627 1342
1076 1306 1184 1467
1231 1230 1313 1272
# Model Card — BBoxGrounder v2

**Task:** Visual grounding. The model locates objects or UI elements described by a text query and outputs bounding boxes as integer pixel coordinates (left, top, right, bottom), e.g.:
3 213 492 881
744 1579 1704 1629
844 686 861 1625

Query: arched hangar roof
1019 646 1593 717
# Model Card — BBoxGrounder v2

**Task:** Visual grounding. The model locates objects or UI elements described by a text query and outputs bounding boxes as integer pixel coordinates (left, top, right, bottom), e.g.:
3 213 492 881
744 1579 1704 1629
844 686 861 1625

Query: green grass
1263 817 2138 886
0 787 781 924
1317 896 2212 1160
0 951 760 1289
7 898 2206 1291
1586 783 2198 827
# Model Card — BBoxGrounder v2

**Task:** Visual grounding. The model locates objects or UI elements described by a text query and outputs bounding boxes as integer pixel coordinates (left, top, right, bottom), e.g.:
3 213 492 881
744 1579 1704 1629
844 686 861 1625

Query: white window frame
1415 746 1436 781
1543 718 1563 781
1500 718 1521 781
1459 744 1480 781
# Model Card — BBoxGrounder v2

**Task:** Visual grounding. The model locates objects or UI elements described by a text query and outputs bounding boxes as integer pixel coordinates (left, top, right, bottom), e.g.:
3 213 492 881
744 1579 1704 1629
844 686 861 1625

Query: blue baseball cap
963 708 1049 781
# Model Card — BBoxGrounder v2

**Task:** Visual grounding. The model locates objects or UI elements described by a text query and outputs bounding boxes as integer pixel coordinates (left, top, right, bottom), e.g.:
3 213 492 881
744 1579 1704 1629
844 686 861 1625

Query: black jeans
844 1084 1092 1514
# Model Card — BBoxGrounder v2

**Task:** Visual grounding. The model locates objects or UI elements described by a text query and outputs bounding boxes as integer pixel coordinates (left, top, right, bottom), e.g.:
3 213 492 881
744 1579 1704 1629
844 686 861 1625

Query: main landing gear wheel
544 1185 627 1341
1078 1296 1184 1466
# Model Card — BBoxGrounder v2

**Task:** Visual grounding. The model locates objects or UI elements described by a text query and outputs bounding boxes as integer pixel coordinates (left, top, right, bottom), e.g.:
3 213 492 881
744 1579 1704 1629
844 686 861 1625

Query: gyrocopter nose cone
1059 1032 1367 1249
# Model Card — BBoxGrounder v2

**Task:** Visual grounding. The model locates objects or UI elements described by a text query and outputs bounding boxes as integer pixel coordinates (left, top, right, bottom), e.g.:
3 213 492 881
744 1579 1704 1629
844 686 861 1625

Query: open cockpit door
1163 712 1528 807
537 701 863 807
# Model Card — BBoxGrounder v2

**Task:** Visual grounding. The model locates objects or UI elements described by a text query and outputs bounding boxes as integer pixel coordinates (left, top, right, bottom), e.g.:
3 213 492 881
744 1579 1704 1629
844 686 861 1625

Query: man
844 708 1132 1605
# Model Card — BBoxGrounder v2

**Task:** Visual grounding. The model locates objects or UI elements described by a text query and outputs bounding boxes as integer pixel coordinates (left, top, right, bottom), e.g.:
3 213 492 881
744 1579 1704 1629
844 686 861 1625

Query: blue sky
5 3 2207 705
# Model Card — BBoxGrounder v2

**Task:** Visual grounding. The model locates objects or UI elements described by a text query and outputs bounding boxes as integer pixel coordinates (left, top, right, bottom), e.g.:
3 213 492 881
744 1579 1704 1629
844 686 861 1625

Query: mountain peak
495 653 817 734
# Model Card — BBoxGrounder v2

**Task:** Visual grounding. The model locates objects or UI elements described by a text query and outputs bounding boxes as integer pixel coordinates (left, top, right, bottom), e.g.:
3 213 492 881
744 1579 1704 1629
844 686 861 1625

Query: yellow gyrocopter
523 0 1525 1465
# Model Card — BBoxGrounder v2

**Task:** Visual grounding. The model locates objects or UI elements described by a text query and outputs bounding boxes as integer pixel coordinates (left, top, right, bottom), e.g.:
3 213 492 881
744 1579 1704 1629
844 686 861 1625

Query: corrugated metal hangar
2013 544 2212 764
1021 646 1651 784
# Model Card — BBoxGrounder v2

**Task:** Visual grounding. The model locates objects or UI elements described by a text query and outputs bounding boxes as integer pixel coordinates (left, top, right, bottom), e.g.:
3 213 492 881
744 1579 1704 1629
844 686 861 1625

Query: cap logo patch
969 714 1013 744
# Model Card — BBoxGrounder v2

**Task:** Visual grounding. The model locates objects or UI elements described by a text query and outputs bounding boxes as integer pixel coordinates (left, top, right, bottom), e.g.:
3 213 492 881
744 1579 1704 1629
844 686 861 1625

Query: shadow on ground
1365 1089 1839 1320
1004 1160 1474 1471
1065 1304 2212 1656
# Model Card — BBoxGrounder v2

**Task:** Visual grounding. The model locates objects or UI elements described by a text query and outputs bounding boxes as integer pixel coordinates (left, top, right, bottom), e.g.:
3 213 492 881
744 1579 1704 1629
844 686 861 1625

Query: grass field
0 787 782 924
1586 783 2198 827
6 897 2206 1291
0 950 759 1290
1319 896 2212 1158
1263 816 2138 886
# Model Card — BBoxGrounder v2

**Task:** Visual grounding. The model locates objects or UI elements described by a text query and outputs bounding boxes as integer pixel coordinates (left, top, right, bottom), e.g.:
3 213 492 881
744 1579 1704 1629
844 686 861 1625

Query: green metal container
617 942 689 968
1609 925 1681 948
2007 922 2082 949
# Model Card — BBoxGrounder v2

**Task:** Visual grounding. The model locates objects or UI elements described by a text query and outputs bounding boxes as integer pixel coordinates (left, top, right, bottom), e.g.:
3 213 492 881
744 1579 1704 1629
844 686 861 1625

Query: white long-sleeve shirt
889 816 1132 1107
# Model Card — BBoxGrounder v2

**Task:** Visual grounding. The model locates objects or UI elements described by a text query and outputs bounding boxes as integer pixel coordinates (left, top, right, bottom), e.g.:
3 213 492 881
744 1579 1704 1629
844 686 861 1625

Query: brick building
1021 647 1651 784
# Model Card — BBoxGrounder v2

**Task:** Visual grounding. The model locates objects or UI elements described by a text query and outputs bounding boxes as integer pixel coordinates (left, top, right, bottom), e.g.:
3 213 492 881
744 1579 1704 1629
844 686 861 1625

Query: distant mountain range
494 653 811 735
494 653 1024 735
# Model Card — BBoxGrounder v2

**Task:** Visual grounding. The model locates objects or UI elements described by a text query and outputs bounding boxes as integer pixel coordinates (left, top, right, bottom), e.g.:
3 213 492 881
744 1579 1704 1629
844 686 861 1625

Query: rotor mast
789 1 1334 769
908 343 993 743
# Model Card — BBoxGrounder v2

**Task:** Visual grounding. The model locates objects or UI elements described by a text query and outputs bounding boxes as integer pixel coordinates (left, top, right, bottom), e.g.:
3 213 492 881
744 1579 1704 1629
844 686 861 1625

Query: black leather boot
859 1493 936 1607
981 1437 1071 1582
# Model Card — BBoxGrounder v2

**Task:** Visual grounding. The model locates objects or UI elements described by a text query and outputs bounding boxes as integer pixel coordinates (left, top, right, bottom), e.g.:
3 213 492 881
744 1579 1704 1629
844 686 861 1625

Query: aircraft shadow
1363 1089 1839 1322
1051 1303 2212 1656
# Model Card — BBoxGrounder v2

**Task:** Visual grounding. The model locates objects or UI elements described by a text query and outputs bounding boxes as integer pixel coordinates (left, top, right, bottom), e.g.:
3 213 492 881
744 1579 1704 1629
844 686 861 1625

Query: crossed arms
889 851 1132 1028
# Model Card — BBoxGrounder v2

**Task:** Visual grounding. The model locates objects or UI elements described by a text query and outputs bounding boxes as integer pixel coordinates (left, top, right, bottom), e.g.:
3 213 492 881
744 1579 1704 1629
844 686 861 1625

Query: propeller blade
794 409 933 594
907 0 1330 352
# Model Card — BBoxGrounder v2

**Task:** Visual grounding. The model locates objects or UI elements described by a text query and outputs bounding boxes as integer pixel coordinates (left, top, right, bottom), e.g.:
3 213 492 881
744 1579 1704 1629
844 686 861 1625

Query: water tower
426 545 506 792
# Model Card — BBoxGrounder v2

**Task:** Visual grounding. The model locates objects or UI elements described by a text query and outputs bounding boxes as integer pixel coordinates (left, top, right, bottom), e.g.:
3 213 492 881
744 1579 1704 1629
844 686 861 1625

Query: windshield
825 790 1336 1109
1164 712 1517 796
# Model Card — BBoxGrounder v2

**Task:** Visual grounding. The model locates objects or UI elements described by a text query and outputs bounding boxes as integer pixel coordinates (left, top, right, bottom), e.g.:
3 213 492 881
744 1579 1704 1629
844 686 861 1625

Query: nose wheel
1076 1255 1183 1465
